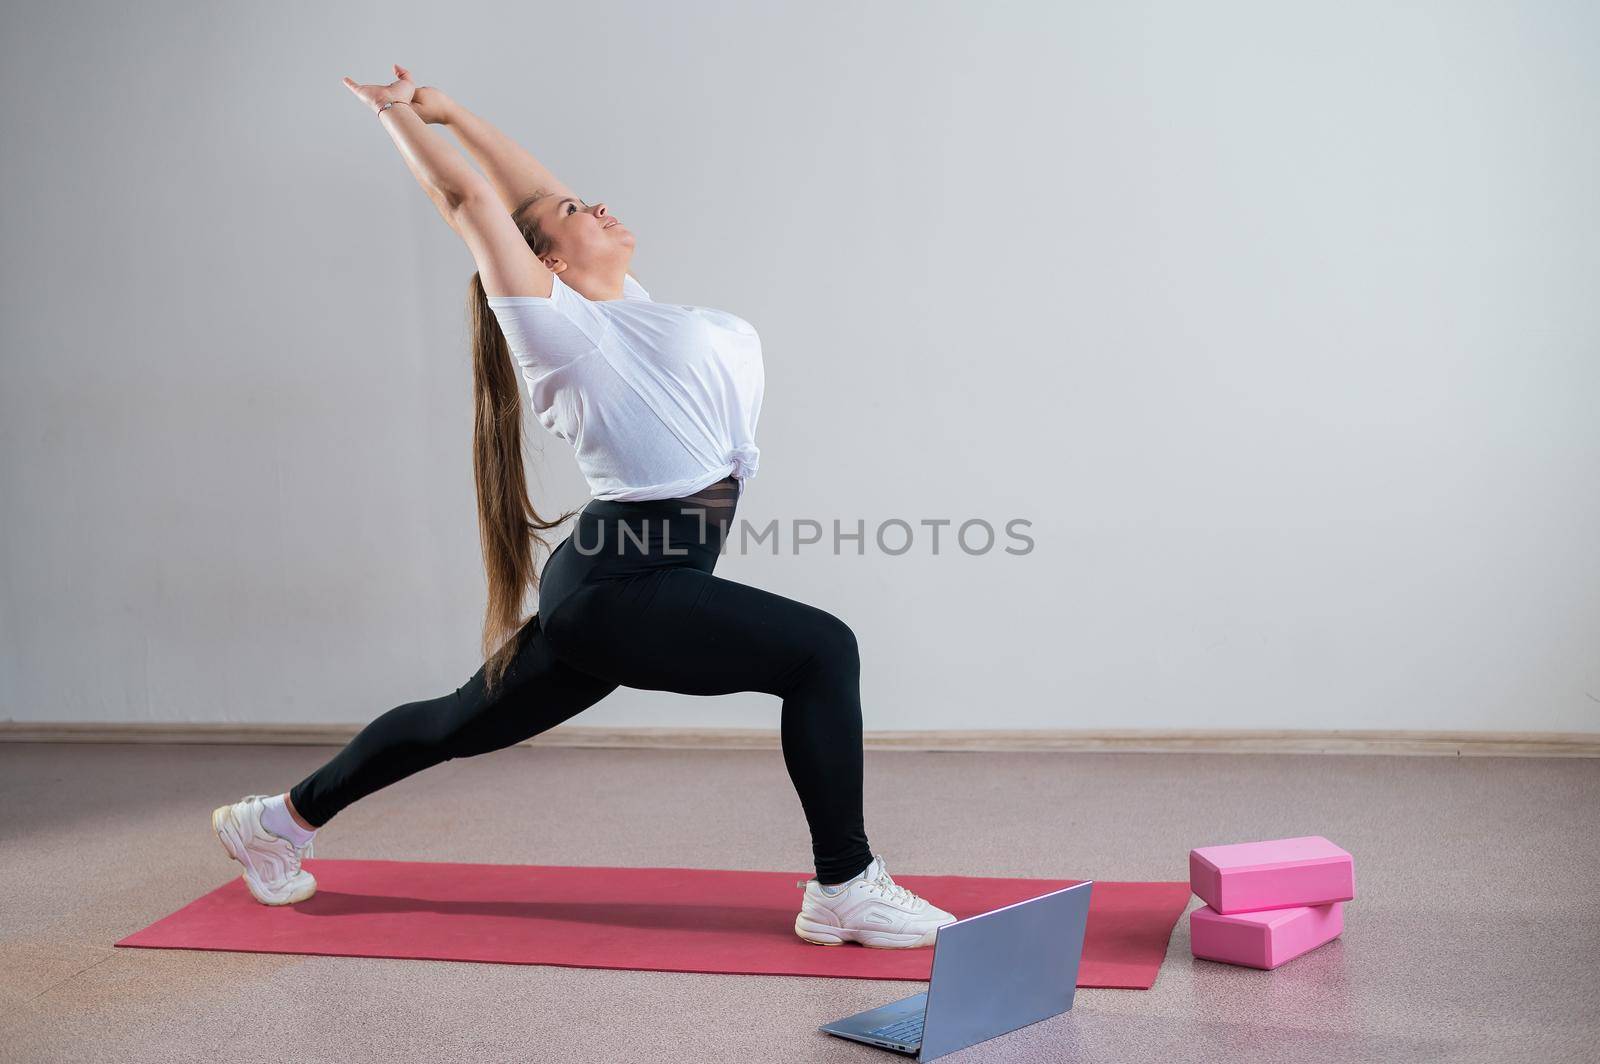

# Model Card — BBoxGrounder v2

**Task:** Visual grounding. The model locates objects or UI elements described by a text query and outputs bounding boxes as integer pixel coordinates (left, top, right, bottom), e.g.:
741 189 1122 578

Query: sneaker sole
793 913 938 949
211 804 316 906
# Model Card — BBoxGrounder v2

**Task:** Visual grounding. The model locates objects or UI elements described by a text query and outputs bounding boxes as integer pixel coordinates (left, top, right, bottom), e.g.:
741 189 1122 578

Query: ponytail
466 270 578 698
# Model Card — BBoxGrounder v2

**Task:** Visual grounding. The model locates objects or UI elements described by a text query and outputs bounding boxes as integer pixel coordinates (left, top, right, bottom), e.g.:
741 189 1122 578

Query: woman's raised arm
397 69 580 218
342 67 551 300
342 68 493 219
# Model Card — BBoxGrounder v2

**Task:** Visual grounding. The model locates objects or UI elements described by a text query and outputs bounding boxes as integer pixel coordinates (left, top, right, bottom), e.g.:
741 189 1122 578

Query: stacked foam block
1187 835 1354 970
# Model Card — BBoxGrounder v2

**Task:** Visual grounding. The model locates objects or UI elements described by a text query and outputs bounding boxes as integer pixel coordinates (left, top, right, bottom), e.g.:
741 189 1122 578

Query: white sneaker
212 794 317 905
794 854 957 949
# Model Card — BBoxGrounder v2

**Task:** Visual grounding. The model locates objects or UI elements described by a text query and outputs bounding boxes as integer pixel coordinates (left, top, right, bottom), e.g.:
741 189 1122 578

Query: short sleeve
485 272 608 372
623 273 652 302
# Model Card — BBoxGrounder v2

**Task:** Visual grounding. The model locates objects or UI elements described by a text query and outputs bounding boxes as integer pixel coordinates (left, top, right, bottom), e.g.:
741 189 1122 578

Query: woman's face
540 195 634 273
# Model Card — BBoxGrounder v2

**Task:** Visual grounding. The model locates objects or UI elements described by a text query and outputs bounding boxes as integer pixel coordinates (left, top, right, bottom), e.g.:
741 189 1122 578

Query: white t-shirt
485 272 764 501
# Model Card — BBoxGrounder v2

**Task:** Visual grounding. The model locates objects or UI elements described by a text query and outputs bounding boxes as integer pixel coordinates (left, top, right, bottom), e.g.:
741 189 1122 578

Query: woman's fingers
342 76 383 111
341 70 414 112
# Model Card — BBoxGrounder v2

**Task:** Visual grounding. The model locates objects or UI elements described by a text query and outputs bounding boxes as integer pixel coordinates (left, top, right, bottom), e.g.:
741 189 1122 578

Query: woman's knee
431 681 529 761
806 611 860 678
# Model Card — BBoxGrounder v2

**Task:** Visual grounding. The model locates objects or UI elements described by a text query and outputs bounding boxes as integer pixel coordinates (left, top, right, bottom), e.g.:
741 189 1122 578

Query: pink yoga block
1190 901 1344 970
1189 835 1354 914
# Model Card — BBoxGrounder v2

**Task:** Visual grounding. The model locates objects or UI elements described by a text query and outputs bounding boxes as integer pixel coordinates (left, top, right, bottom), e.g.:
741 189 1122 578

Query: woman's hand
394 65 455 125
341 64 416 115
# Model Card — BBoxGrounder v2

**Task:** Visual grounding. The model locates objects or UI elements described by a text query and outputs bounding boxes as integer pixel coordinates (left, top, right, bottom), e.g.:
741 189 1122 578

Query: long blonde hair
465 192 580 697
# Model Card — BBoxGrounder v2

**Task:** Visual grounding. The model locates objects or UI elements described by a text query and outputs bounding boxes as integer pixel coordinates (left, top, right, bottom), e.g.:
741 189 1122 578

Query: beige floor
1 742 1596 1063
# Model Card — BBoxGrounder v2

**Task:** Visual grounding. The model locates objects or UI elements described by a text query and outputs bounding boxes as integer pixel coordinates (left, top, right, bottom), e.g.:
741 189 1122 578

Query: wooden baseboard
1 722 1596 757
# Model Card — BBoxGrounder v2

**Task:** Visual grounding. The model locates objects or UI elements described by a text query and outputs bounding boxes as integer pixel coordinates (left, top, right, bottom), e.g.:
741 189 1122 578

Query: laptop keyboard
867 1014 925 1044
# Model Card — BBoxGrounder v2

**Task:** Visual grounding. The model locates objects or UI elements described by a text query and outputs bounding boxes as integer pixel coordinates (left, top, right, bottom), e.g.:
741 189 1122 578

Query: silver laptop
818 880 1093 1062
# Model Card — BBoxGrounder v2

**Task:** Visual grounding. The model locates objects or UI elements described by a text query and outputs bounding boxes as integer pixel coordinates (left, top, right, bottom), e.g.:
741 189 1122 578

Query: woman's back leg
287 614 619 828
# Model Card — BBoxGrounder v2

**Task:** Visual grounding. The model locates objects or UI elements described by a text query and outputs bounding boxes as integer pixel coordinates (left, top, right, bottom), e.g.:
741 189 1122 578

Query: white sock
260 793 317 847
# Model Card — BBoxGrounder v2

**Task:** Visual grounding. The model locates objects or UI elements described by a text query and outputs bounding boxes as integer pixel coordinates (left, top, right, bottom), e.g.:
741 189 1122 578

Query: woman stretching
210 66 956 949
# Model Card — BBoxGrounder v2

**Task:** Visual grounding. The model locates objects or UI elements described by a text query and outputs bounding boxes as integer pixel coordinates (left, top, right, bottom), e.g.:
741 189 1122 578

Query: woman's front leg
542 568 873 884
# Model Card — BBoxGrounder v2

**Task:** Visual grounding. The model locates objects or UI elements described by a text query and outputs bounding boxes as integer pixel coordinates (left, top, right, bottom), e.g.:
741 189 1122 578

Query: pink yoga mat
116 859 1190 990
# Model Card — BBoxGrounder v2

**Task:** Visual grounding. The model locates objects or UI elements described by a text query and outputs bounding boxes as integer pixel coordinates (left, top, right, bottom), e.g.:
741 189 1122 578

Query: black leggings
288 476 874 883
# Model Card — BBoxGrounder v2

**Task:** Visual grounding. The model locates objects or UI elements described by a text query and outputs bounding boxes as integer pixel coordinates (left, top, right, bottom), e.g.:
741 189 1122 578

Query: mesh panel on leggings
681 473 742 512
677 475 739 541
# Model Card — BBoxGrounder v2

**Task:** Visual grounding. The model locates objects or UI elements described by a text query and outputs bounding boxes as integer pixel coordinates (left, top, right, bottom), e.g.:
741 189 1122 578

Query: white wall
2 0 1596 732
